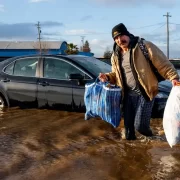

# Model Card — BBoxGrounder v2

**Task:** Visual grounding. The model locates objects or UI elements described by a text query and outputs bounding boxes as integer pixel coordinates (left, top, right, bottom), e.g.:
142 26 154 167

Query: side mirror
68 73 84 80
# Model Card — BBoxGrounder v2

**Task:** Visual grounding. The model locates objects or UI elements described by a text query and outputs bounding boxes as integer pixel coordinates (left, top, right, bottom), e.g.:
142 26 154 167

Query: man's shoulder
111 52 116 61
140 38 154 47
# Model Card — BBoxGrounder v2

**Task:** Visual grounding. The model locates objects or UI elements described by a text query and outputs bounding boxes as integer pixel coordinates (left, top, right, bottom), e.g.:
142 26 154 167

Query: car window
68 56 111 77
44 57 90 80
4 62 14 75
13 58 38 77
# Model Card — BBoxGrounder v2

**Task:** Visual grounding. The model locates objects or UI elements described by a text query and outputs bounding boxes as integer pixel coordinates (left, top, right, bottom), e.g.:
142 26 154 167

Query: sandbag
163 86 180 147
84 79 122 128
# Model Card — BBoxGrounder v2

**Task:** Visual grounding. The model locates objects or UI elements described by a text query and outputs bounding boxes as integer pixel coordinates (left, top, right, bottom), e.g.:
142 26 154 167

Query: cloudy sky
0 0 180 57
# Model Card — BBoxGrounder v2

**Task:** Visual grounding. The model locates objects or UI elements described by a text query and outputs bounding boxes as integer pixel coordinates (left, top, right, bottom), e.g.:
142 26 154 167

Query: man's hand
172 79 180 86
99 73 108 82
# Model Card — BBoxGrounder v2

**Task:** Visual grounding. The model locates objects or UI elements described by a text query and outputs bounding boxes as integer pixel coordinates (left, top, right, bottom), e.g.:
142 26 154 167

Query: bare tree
33 41 50 55
103 47 112 58
80 40 91 52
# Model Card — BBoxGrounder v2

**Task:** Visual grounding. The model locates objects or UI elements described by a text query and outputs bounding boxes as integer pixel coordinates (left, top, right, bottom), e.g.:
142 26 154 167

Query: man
99 23 179 140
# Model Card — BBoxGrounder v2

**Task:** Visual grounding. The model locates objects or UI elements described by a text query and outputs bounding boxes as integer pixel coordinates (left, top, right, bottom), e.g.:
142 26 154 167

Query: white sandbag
163 86 180 147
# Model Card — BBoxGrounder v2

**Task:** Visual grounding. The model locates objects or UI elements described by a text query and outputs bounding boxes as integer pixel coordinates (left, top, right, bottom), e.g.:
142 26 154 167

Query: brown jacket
106 38 179 100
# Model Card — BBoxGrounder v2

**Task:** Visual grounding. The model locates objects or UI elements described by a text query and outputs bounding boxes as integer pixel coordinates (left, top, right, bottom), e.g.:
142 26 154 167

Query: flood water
0 108 180 180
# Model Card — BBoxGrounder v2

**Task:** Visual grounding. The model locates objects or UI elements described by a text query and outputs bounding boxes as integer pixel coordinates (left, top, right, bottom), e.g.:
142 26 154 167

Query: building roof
0 41 66 50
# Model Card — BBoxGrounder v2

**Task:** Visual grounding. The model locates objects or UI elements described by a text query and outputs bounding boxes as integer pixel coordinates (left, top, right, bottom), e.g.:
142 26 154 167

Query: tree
65 43 79 55
80 40 91 52
103 47 112 58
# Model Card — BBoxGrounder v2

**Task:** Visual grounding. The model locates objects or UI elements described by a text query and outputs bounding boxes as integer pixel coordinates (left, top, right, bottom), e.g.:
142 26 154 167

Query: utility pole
81 36 85 52
163 12 171 59
35 21 42 54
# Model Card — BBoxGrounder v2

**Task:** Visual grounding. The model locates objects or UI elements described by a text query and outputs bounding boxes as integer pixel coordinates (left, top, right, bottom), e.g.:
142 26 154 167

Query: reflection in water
0 108 180 180
156 155 179 179
150 147 180 180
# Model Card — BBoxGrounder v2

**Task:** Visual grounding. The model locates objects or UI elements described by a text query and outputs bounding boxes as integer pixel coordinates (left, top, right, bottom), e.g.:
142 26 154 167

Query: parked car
152 80 172 118
0 54 172 118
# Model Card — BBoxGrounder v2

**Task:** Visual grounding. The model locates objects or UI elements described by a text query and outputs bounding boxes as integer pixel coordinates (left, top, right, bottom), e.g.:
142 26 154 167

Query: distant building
0 41 67 61
0 41 94 61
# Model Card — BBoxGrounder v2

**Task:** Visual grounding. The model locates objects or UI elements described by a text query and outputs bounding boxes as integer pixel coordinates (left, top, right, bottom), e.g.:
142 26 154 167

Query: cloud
80 15 93 21
63 26 180 57
132 29 180 58
0 20 179 58
0 4 4 12
29 0 50 3
0 23 37 40
90 37 180 58
42 32 63 40
64 37 112 57
65 29 98 36
89 38 113 57
42 32 61 36
41 21 64 27
0 21 64 40
139 23 180 44
88 30 180 57
92 0 177 8
91 39 112 49
169 23 180 33
141 32 166 43
159 43 180 58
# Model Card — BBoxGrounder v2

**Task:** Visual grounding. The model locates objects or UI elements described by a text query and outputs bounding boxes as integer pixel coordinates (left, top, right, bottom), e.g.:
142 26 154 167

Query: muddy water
0 108 180 180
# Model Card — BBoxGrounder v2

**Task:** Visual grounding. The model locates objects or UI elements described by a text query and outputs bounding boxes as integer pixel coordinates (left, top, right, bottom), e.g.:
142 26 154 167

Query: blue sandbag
84 79 122 128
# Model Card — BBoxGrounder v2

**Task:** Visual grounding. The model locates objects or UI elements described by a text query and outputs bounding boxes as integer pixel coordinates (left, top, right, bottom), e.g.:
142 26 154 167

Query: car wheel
0 95 6 108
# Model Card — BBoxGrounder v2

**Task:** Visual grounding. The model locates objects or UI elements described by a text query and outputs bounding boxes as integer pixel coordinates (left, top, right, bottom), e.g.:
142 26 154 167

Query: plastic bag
163 86 180 147
84 79 122 128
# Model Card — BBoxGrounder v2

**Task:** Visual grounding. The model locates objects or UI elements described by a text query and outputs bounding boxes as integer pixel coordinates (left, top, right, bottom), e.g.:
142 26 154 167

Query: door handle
38 81 49 86
1 78 10 82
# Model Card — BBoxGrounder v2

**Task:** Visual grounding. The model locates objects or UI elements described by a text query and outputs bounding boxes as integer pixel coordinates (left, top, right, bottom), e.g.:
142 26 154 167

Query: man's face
114 35 130 49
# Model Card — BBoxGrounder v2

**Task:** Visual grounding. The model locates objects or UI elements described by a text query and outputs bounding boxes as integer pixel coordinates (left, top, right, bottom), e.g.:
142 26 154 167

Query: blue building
0 41 94 61
0 41 67 61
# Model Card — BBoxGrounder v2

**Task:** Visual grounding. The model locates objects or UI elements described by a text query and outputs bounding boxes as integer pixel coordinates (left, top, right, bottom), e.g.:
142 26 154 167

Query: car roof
0 54 98 78
0 54 88 66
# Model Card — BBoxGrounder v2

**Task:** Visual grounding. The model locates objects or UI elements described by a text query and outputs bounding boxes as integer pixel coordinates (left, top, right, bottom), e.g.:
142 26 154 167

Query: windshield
69 56 111 77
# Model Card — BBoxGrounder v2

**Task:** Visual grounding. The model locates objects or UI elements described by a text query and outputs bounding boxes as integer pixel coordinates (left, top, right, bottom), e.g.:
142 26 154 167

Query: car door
2 57 39 107
37 57 91 111
68 70 92 112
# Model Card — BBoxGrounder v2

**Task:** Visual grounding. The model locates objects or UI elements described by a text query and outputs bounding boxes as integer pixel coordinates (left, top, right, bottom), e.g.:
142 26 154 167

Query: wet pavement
0 108 180 180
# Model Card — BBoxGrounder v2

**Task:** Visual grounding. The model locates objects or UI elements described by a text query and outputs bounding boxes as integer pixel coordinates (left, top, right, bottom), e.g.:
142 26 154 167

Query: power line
164 22 180 41
130 22 165 30
170 22 180 25
150 23 166 33
45 22 166 37
81 36 85 51
169 26 180 41
170 33 180 42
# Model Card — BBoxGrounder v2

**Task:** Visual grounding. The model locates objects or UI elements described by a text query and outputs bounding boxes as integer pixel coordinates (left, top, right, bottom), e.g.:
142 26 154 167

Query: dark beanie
112 23 130 39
